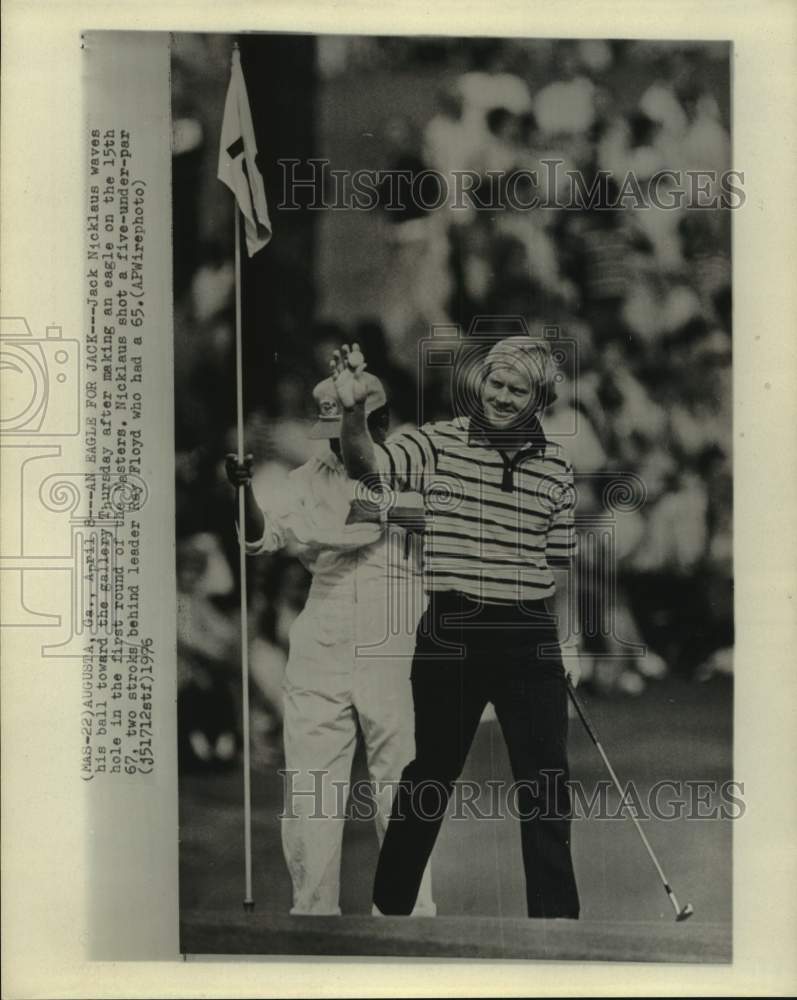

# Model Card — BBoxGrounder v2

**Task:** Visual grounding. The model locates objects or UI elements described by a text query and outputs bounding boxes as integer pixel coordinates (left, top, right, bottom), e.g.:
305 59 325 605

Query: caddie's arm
224 453 266 543
329 343 379 481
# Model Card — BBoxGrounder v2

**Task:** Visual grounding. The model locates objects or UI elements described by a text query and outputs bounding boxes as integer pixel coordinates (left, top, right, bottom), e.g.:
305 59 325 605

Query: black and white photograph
174 32 734 962
2 2 797 995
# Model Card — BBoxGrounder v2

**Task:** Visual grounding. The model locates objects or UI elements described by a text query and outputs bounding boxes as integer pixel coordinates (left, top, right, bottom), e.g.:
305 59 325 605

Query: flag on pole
218 47 272 256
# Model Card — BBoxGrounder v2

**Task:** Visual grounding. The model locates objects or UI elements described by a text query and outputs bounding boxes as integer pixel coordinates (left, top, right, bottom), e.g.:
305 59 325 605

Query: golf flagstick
565 676 694 922
218 42 273 910
233 208 255 912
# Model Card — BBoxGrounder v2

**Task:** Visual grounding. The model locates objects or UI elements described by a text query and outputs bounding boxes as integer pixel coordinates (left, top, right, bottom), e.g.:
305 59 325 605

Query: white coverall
246 449 435 916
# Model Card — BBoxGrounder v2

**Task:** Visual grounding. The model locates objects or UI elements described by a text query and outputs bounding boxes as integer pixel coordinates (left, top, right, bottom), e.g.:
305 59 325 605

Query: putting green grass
182 911 730 963
180 676 732 962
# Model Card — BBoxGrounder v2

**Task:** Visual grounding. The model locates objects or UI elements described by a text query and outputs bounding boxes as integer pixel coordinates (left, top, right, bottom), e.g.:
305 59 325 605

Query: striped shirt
375 416 576 603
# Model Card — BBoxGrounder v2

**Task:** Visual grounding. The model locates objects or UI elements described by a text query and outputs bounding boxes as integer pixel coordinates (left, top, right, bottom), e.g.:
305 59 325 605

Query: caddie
226 371 435 917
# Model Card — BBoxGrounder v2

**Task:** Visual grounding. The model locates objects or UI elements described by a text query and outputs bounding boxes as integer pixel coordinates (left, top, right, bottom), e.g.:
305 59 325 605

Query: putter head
676 903 694 922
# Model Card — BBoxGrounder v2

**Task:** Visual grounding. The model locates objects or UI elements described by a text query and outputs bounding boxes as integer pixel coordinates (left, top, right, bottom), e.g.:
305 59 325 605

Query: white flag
218 48 272 256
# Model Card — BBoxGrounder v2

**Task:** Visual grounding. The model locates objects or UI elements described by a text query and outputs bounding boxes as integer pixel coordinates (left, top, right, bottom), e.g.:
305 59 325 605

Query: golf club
566 676 694 922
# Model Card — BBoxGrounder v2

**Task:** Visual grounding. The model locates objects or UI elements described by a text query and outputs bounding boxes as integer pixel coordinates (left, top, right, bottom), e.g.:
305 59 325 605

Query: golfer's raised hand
225 453 254 488
330 343 368 411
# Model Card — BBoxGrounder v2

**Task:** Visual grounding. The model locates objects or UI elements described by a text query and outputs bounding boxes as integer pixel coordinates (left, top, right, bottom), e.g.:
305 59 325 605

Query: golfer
330 337 580 918
227 373 434 917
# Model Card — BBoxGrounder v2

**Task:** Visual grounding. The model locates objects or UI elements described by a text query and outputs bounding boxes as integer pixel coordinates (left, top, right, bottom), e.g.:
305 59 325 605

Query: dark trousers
373 590 580 918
